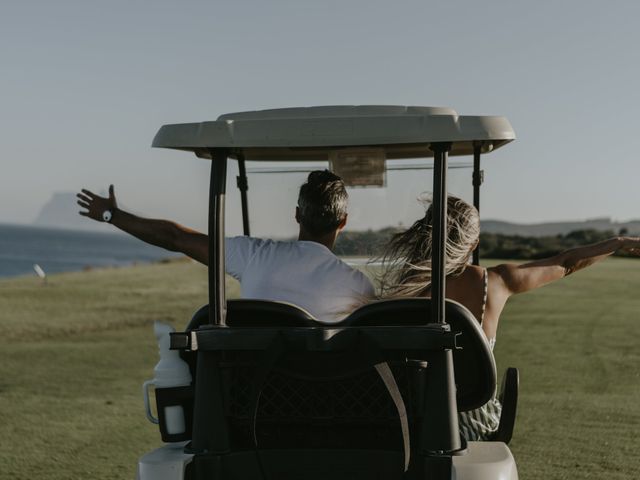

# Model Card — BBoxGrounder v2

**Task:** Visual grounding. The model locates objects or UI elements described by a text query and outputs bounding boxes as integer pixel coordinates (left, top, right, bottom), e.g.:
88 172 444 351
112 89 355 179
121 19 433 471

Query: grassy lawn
493 257 640 479
0 257 639 479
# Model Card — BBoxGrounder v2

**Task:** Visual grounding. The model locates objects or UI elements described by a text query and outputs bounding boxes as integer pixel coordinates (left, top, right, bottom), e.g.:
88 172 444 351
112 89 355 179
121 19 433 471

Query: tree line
335 228 634 259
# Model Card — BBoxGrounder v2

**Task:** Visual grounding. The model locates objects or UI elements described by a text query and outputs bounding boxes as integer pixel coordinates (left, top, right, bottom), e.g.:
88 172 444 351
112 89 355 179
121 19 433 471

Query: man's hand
77 185 118 222
76 185 208 264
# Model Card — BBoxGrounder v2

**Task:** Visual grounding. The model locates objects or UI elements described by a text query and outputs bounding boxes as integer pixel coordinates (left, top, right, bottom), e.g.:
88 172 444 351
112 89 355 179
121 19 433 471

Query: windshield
224 158 475 260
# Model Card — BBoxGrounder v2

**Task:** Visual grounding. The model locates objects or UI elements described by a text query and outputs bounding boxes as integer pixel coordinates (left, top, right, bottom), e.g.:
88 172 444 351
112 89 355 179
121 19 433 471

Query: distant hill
481 218 640 237
33 192 111 232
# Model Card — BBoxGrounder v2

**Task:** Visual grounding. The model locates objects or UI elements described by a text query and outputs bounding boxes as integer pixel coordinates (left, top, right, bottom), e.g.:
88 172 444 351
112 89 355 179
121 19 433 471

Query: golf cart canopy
152 105 515 160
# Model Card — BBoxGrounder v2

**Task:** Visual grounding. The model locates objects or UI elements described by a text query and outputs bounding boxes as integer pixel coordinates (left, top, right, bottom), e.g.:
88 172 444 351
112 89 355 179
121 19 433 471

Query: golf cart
137 106 519 480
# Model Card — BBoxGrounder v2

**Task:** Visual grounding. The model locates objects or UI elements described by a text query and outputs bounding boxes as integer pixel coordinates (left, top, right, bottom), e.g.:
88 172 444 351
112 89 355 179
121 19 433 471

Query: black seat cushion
343 298 497 412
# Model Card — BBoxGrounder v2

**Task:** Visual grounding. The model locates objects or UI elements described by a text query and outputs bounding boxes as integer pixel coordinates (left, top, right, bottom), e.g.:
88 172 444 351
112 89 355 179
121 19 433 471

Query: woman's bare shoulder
461 264 488 280
449 264 487 290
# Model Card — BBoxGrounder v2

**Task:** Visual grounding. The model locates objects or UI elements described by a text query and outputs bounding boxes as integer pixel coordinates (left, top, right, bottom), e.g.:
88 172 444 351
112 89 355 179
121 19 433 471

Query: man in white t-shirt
76 170 374 322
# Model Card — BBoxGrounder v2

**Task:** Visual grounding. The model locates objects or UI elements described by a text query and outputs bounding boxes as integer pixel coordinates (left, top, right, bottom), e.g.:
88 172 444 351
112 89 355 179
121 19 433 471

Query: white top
225 236 375 323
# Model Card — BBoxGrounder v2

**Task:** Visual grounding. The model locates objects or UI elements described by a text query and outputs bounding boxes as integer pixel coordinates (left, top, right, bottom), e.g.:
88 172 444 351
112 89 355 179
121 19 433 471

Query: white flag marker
33 264 47 284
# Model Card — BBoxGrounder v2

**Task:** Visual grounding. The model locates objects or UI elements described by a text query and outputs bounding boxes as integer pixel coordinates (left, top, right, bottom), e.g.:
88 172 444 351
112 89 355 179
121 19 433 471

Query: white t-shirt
225 236 375 323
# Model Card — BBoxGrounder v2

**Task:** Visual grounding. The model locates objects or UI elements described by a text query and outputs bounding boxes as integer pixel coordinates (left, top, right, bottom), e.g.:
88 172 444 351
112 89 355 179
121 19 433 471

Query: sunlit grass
0 257 638 479
492 257 640 479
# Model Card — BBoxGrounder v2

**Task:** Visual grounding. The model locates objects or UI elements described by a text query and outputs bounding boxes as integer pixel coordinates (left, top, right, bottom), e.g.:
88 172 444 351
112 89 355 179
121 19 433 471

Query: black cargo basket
220 352 419 450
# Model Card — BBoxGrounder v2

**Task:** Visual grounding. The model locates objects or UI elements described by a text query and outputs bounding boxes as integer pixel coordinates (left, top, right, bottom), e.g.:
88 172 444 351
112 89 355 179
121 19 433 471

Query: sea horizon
0 223 180 279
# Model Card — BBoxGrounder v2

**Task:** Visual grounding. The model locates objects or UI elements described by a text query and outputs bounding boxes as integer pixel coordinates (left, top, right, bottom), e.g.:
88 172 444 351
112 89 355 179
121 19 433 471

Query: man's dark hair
297 170 348 236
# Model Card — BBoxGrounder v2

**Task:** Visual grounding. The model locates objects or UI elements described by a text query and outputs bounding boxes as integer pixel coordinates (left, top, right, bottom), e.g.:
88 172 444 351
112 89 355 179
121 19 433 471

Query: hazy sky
2 0 640 237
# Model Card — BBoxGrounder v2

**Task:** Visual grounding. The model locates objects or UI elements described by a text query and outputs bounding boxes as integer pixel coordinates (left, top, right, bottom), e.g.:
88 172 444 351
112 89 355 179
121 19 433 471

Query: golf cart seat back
181 298 498 451
344 298 497 412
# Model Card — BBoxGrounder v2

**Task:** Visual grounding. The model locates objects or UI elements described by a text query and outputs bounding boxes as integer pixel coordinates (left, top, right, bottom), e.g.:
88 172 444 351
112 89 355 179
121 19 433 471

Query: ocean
0 224 180 279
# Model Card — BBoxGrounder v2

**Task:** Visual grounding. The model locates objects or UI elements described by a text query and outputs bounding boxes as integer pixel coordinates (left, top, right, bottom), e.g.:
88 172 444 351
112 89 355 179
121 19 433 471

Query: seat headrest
188 300 318 329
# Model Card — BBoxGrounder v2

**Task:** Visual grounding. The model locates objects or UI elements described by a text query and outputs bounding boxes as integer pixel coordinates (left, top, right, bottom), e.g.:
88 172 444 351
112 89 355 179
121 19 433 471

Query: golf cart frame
138 106 518 480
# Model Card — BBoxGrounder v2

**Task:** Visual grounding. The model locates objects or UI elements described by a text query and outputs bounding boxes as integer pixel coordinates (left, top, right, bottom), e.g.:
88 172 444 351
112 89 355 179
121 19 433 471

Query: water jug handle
142 380 159 424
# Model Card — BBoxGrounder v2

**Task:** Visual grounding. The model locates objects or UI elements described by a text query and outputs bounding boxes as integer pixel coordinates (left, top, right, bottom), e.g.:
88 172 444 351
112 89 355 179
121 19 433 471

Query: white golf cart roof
152 105 515 160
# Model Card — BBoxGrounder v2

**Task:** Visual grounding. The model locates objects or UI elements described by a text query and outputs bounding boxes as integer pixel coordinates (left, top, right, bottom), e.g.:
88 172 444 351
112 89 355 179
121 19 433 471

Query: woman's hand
77 185 118 222
619 236 640 256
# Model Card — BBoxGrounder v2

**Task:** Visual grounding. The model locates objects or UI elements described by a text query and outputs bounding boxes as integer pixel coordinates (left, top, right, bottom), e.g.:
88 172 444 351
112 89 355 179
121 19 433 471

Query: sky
2 0 640 237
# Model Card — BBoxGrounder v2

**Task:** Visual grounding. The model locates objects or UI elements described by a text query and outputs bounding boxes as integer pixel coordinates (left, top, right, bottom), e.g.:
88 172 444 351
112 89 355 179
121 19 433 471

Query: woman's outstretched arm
490 236 640 295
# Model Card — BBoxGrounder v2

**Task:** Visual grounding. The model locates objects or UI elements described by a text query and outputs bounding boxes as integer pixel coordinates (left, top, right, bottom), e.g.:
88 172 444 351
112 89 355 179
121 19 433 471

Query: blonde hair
379 195 480 297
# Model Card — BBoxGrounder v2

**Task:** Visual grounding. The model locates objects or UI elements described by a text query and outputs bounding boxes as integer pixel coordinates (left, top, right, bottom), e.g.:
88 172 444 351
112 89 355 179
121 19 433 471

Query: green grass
492 257 640 479
0 257 639 479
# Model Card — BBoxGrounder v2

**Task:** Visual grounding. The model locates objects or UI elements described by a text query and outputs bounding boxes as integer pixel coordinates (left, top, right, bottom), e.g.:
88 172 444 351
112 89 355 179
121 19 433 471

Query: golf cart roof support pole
418 142 460 472
430 142 451 325
472 141 483 266
236 153 251 236
208 149 228 326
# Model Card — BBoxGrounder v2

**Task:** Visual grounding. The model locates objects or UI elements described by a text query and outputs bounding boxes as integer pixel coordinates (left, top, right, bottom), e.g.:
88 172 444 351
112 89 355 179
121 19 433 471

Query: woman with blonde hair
379 195 640 441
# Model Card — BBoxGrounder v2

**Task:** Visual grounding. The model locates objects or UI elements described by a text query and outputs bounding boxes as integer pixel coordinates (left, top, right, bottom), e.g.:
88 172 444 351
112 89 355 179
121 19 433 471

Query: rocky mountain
33 192 111 231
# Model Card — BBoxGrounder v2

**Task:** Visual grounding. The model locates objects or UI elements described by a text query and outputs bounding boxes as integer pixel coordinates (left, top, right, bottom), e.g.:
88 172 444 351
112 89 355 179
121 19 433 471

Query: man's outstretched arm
77 185 209 265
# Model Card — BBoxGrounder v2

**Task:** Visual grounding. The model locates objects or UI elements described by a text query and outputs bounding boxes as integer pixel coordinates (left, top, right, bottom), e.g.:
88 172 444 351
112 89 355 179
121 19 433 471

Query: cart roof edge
151 105 515 161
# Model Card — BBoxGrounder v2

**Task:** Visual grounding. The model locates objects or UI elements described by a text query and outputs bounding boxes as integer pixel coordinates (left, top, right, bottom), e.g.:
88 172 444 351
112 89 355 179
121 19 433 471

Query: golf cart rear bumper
137 442 193 480
452 442 518 480
137 441 517 480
